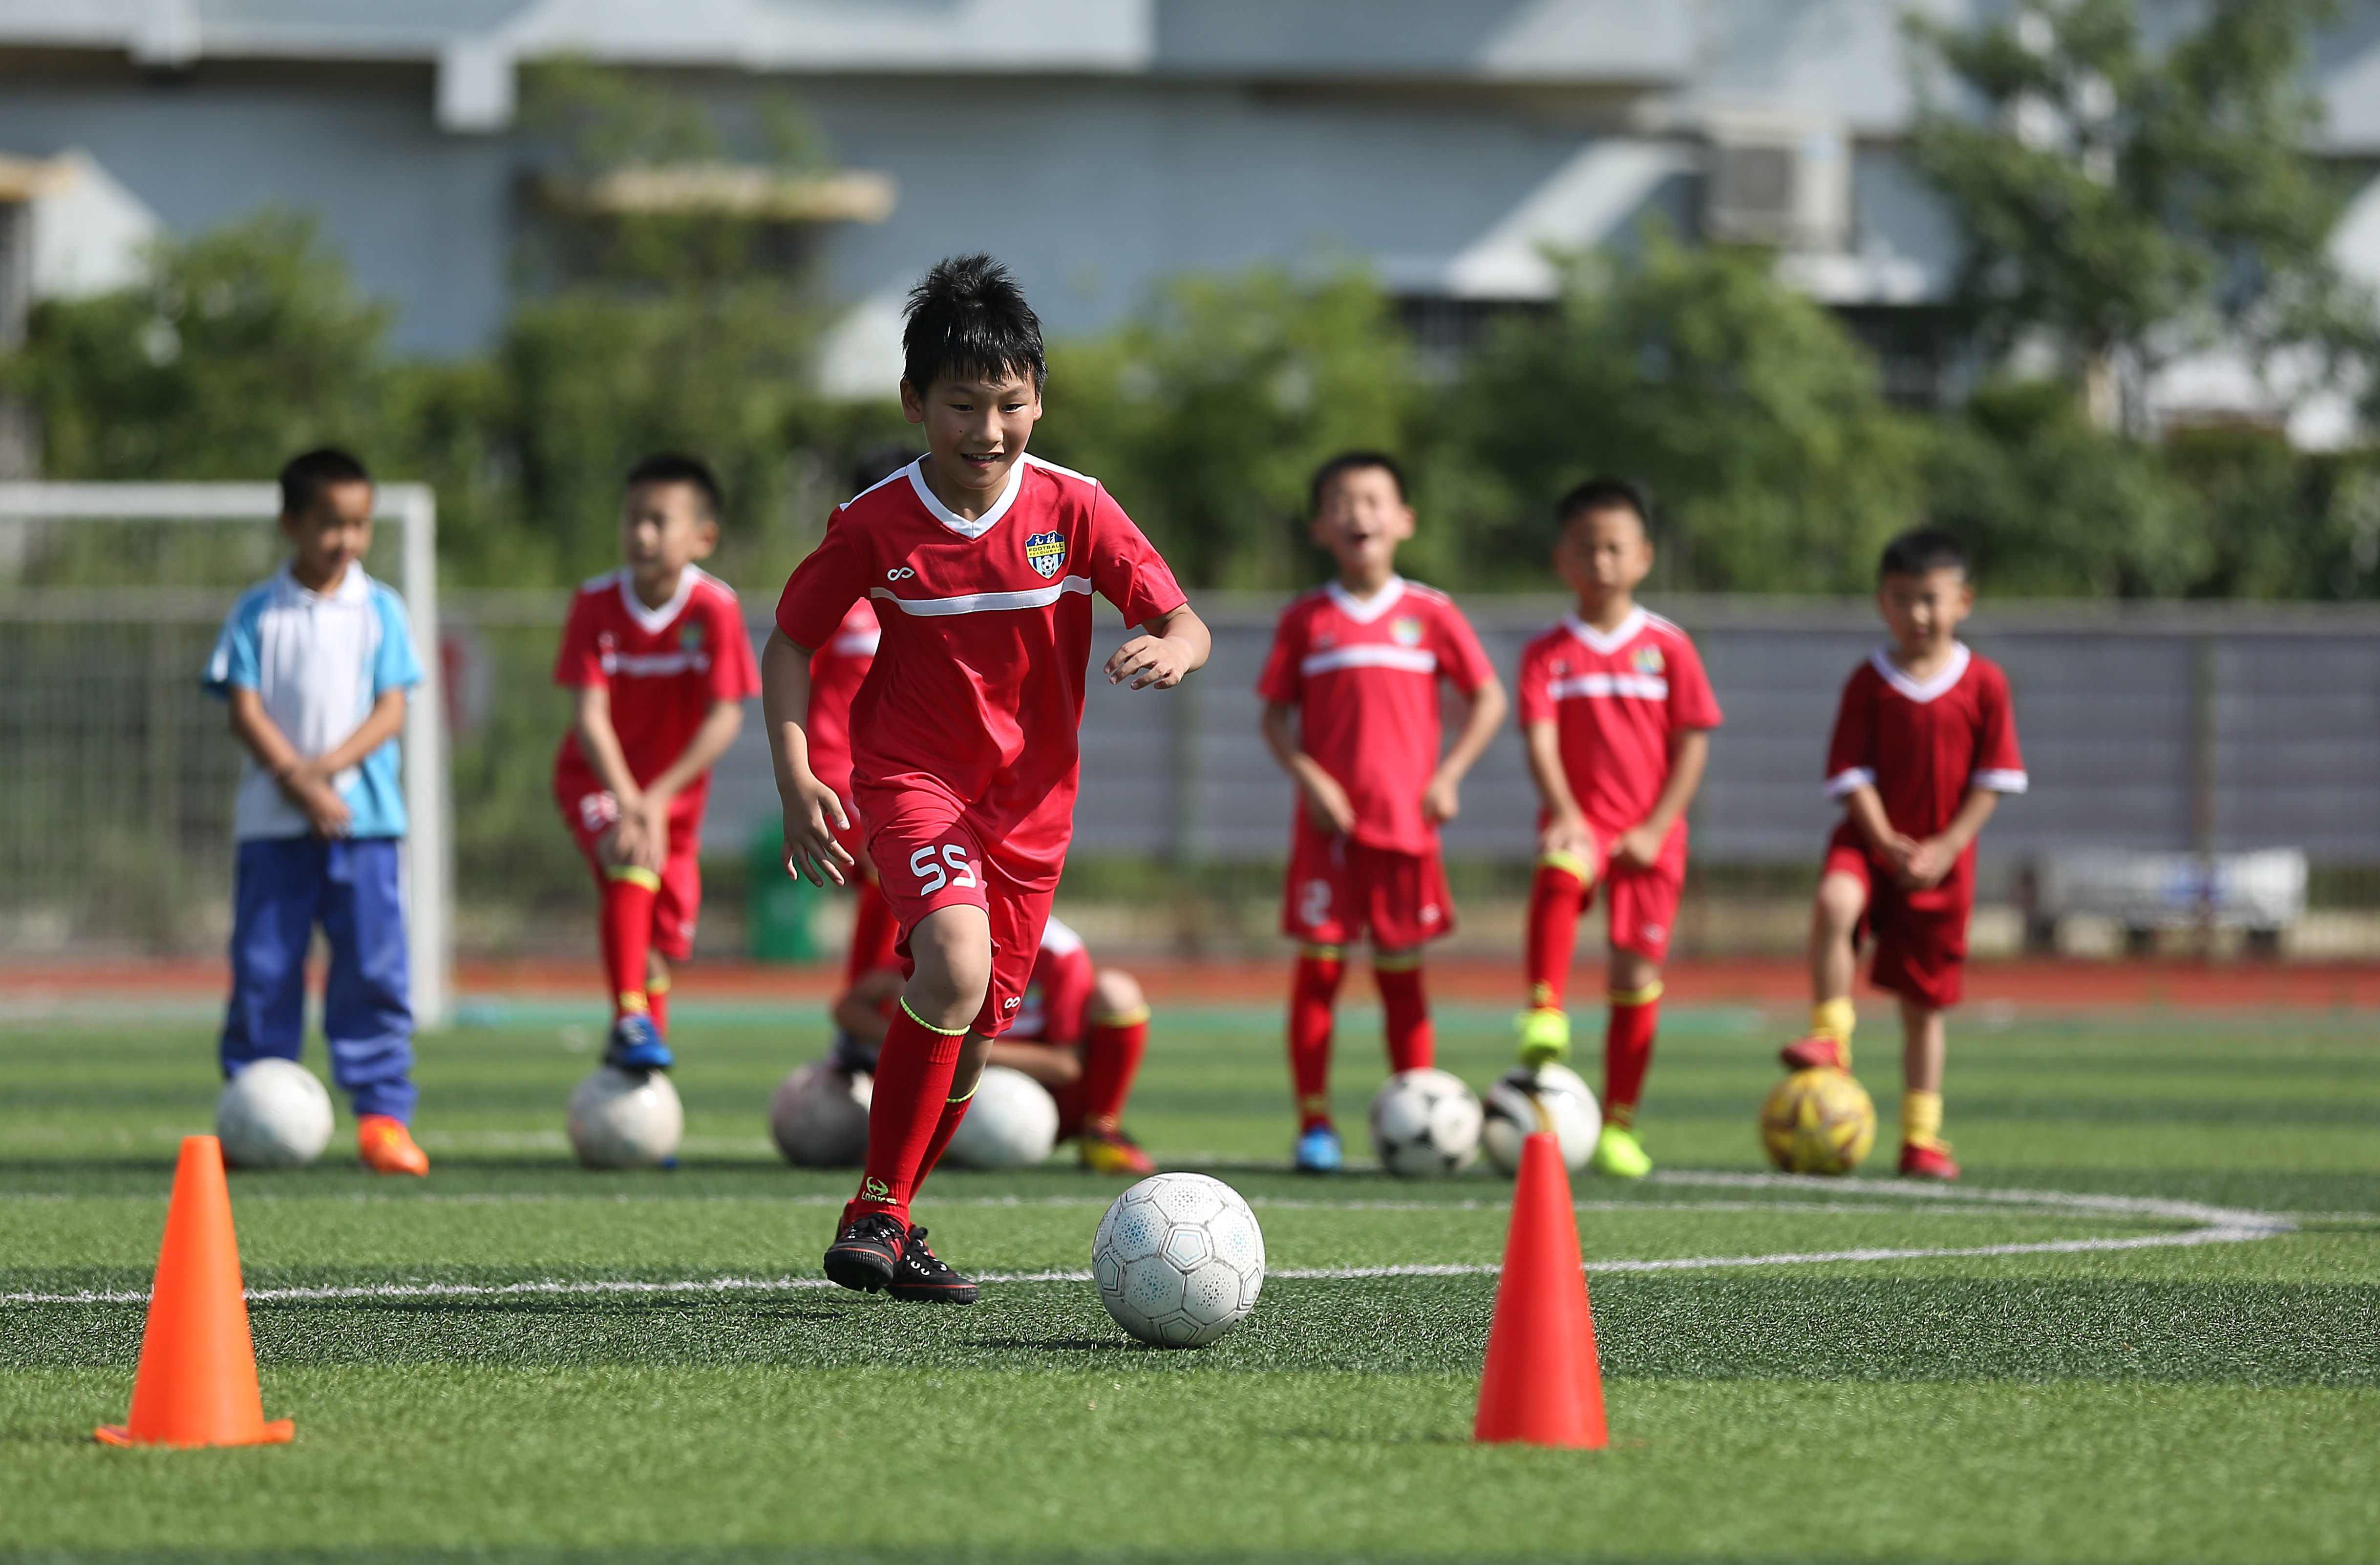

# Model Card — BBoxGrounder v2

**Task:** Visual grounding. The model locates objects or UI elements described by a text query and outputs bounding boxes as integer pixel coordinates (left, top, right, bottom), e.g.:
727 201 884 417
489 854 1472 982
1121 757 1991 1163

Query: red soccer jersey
1516 607 1722 846
1255 576 1497 856
1010 914 1096 1045
773 455 1186 889
805 598 880 802
1825 643 2026 846
552 567 761 828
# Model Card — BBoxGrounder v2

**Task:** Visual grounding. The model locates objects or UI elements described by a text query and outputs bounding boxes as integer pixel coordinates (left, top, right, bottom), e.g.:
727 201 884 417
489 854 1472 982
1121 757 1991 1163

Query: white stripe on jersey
1301 644 1437 677
871 576 1094 616
1973 768 2029 794
829 631 881 656
1040 914 1084 955
602 650 710 677
1549 672 1668 701
1825 766 1877 799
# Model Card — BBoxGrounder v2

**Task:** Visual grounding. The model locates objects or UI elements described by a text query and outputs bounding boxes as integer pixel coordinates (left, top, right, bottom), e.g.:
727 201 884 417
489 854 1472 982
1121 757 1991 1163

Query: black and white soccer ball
1481 1062 1602 1175
943 1064 1059 1169
567 1067 682 1168
768 1060 872 1167
215 1058 334 1168
1092 1172 1266 1348
1367 1067 1484 1177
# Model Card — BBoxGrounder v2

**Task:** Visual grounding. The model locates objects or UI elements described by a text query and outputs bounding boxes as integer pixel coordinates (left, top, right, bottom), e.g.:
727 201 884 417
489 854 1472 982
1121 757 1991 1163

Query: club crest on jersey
1632 645 1665 676
1390 617 1425 647
1024 530 1067 580
678 622 704 648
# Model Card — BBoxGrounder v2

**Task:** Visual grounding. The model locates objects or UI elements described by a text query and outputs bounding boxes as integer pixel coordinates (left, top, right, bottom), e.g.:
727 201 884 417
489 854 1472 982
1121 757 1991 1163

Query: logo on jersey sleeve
1390 617 1425 647
1632 645 1665 676
1024 530 1067 579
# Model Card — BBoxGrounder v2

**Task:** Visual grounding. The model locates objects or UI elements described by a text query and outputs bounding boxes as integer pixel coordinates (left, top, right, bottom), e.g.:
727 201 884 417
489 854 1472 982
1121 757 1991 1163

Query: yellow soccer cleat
1079 1124 1156 1177
1591 1123 1652 1179
1515 1007 1572 1068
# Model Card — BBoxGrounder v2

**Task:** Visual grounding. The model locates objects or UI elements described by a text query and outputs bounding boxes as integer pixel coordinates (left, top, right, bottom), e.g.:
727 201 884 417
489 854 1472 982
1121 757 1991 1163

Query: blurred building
0 0 2376 432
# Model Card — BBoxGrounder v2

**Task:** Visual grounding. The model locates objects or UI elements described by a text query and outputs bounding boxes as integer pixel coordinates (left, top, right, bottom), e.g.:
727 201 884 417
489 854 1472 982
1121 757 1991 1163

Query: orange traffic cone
1473 1130 1608 1447
96 1136 294 1448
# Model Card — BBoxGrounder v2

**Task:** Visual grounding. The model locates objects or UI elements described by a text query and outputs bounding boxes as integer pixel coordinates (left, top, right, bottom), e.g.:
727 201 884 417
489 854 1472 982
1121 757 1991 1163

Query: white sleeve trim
1825 766 1876 799
1973 768 2029 794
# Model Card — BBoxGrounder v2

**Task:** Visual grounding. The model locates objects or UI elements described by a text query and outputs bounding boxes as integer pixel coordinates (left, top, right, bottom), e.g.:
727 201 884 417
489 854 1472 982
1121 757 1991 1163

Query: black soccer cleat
886 1225 979 1305
823 1210 907 1293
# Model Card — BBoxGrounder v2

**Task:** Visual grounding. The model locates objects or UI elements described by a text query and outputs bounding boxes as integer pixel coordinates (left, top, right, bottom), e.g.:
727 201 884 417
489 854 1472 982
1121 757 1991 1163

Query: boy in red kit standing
835 915 1157 1175
553 454 758 1074
1259 452 1507 1174
1513 480 1721 1179
765 254 1208 1302
1780 529 2026 1181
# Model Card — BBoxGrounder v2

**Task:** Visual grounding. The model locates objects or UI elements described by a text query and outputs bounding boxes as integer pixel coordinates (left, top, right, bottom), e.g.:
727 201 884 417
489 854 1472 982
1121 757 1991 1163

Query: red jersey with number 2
552 567 759 829
1255 577 1496 856
773 455 1187 890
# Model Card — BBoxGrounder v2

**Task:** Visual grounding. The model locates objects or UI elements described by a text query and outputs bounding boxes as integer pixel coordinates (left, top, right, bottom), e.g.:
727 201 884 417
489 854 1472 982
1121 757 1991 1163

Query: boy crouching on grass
765 254 1208 1302
1513 479 1721 1179
204 447 428 1175
1782 529 2026 1181
551 454 758 1075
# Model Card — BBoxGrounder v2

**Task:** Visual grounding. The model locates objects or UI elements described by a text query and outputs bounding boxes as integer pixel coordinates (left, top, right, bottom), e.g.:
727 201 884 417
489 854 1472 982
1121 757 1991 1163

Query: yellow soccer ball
1759 1067 1877 1175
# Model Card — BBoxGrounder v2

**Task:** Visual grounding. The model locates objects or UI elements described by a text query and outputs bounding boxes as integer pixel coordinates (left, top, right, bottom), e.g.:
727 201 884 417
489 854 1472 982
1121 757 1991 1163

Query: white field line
1 1184 2292 1308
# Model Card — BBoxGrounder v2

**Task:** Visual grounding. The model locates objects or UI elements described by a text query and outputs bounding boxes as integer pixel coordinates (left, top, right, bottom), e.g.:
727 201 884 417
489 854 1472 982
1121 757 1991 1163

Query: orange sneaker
357 1114 429 1176
1779 1036 1847 1072
1898 1140 1960 1181
1079 1124 1156 1177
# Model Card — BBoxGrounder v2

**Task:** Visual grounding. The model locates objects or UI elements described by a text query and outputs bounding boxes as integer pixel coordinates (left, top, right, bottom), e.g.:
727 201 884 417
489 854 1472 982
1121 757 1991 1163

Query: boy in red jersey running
835 914 1157 1175
1514 479 1721 1179
553 454 758 1074
1780 529 2026 1181
1259 452 1507 1174
765 255 1208 1302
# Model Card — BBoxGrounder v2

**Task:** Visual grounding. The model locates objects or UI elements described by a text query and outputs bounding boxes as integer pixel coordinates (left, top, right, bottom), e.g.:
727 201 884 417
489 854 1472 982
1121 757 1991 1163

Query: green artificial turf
3 996 2379 1562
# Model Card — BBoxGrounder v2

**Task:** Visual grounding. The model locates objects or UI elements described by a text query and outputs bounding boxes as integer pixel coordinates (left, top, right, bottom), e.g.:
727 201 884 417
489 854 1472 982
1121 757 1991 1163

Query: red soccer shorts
560 786 702 960
1824 823 1970 1010
863 789 1055 1038
1570 823 1686 963
1281 818 1454 951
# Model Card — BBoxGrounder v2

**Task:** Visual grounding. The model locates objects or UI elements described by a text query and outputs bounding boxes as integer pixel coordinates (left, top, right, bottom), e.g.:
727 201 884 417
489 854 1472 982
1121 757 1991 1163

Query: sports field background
3 986 2376 1564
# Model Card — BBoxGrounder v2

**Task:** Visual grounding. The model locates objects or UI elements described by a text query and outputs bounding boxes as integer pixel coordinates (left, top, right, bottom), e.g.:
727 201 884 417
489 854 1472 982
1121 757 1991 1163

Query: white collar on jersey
615 566 699 635
1563 606 1648 656
1325 575 1407 623
1869 641 1971 704
277 560 371 606
905 456 1025 541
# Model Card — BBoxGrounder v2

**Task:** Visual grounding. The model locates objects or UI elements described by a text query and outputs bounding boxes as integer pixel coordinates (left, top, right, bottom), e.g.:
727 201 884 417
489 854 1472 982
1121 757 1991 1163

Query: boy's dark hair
626 452 723 520
278 447 372 518
1878 528 1969 582
1309 450 1406 515
851 443 921 495
1554 476 1654 536
902 254 1046 395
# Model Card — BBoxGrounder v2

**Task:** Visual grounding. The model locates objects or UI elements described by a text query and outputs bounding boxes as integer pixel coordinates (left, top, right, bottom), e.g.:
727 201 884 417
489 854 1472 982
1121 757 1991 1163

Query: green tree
1035 264 1418 589
1907 0 2374 430
1450 234 1925 592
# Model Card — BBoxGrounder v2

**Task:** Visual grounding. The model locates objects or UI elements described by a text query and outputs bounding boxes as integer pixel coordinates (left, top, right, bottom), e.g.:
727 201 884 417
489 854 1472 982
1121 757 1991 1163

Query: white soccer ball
215 1058 335 1168
1367 1066 1484 1177
1482 1062 1602 1175
1092 1172 1266 1348
942 1064 1059 1170
768 1060 873 1167
567 1067 683 1169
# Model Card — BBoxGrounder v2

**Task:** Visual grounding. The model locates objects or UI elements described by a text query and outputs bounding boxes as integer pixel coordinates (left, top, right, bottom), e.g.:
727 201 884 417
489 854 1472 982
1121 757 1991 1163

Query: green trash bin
748 821 817 962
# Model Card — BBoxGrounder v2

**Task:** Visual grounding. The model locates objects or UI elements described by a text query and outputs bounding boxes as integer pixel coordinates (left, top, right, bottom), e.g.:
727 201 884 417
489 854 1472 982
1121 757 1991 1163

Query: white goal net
0 482 452 1026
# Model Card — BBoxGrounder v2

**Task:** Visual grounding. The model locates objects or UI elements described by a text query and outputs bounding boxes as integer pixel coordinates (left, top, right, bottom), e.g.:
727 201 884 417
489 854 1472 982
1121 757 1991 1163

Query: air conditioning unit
1701 112 1850 252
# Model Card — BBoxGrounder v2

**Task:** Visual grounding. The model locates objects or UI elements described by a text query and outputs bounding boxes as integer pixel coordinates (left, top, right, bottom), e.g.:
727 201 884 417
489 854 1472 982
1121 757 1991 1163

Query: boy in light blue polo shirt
204 447 430 1175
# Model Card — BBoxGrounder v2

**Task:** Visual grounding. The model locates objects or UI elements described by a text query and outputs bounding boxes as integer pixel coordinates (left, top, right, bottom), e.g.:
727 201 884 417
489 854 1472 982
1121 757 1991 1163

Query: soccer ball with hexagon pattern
1368 1067 1484 1177
1091 1172 1266 1348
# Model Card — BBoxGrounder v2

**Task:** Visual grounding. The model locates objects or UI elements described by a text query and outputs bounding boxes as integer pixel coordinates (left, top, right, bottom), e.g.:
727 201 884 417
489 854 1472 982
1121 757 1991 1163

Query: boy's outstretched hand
781 775 856 888
1106 605 1211 691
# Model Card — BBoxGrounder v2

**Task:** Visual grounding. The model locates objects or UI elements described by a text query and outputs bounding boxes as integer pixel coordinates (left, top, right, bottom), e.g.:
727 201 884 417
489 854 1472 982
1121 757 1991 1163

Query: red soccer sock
847 1001 965 1226
1603 980 1664 1129
1289 946 1344 1130
1375 955 1434 1074
599 869 660 1022
1525 856 1591 1012
846 876 900 988
1081 1008 1150 1131
645 966 670 1036
911 1078 978 1194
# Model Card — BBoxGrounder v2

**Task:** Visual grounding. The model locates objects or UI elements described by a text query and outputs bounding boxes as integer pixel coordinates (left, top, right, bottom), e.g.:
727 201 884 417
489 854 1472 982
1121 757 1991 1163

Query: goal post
0 481 453 1028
